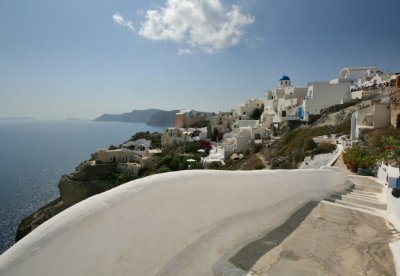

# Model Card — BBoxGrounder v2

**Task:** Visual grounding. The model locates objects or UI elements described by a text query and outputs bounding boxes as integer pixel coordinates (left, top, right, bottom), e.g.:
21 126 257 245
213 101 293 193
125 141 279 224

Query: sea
0 119 165 254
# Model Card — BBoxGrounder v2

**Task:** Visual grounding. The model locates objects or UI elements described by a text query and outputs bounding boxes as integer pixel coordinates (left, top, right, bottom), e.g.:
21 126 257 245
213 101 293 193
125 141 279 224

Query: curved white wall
0 169 349 276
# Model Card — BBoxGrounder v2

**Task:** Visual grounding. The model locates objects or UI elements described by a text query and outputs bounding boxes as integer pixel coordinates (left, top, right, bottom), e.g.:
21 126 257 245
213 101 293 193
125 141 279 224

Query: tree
251 107 263 120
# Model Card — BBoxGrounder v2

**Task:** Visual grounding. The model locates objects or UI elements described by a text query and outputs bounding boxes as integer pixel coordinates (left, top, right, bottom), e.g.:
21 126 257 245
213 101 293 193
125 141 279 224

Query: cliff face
147 110 179 126
58 163 117 206
16 162 119 242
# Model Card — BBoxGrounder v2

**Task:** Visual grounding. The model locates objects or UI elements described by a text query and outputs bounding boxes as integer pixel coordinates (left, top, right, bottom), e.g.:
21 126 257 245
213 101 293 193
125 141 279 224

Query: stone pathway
332 152 356 175
228 159 399 275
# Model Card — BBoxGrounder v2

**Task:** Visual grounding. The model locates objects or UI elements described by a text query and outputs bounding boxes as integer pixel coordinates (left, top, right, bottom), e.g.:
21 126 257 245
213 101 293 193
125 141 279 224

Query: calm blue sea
0 120 164 254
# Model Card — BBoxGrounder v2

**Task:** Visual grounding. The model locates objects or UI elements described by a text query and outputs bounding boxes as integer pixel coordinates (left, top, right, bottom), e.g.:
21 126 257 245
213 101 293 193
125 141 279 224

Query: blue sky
1 0 399 119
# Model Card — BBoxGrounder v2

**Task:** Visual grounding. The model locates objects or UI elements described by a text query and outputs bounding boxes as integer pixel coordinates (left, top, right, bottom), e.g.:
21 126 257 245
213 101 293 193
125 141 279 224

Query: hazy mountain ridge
0 117 33 120
94 109 178 127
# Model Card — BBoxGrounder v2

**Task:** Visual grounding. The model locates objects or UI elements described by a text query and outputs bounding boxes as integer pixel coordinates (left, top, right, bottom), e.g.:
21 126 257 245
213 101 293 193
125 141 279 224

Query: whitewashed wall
0 169 349 276
303 82 351 120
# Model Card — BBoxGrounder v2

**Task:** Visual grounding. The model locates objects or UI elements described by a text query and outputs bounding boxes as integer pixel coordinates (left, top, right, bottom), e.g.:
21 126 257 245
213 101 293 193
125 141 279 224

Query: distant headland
0 117 33 121
94 108 180 127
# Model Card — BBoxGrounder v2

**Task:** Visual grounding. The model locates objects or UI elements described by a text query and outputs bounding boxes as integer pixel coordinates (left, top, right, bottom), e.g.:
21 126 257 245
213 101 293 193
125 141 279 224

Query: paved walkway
228 158 398 275
332 153 356 175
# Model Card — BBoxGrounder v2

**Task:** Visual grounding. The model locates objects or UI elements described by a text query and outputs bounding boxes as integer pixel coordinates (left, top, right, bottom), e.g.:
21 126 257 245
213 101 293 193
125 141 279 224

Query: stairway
240 173 399 275
322 175 387 217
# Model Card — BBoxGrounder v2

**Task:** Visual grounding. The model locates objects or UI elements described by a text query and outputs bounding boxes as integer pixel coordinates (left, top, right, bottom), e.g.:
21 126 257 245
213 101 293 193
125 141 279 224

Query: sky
1 0 400 119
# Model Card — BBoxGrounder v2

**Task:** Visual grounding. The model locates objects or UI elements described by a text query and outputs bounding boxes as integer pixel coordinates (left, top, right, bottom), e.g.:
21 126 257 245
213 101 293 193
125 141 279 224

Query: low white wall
378 164 400 275
378 164 400 229
0 169 349 276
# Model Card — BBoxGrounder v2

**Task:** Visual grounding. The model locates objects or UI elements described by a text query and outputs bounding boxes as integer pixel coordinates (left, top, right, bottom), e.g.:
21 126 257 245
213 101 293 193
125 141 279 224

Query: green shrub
107 172 138 185
208 162 223 170
332 118 351 134
303 138 318 152
185 142 199 153
343 146 378 169
252 143 263 154
315 142 336 154
108 145 118 150
250 107 263 120
157 166 172 173
190 120 209 128
243 156 265 170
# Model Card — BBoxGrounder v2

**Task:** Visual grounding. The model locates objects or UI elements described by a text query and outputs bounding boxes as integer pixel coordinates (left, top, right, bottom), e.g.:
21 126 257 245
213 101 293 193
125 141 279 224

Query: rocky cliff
16 162 119 241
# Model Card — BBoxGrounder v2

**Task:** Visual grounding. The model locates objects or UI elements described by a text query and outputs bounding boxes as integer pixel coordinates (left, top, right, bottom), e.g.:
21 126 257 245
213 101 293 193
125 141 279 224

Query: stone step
350 190 379 197
348 176 385 188
340 195 386 210
353 184 382 193
329 192 380 204
345 193 381 203
321 200 385 217
348 193 379 202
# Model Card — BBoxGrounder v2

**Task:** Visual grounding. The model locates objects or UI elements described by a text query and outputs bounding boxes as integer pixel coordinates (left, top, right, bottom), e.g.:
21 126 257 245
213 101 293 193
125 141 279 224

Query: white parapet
0 169 350 276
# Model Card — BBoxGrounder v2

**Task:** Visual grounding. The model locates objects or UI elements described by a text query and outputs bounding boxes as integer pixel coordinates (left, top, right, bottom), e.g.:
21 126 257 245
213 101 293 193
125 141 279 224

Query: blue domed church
279 75 291 87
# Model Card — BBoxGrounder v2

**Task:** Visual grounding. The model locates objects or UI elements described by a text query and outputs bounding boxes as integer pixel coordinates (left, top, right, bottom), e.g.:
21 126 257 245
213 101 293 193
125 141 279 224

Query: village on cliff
94 66 400 174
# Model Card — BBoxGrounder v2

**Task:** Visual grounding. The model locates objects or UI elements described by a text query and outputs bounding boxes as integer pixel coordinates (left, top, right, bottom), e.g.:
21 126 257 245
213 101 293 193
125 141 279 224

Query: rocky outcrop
58 162 117 206
16 198 66 242
16 162 119 242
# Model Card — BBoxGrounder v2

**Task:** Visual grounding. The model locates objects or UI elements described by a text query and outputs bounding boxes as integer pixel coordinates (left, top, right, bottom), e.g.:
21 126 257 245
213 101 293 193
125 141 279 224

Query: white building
96 148 140 164
223 127 253 156
233 98 264 120
302 80 351 121
122 139 152 152
161 127 208 146
140 149 162 168
222 120 270 156
339 67 379 83
350 103 391 141
261 75 307 127
202 146 225 167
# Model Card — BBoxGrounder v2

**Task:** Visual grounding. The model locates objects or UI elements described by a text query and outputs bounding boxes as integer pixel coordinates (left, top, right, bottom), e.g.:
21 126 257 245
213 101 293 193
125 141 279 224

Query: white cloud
177 48 194 56
138 0 255 54
112 12 134 31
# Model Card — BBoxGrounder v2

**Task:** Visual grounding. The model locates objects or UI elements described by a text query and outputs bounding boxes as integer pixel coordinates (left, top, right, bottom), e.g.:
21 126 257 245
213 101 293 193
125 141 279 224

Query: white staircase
322 175 387 217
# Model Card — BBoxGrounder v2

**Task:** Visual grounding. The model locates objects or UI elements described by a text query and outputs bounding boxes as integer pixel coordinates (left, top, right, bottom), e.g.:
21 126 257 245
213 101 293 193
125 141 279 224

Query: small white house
96 148 140 164
233 98 264 120
350 103 391 141
223 126 253 156
161 127 208 146
302 81 351 121
339 67 379 82
122 139 152 152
